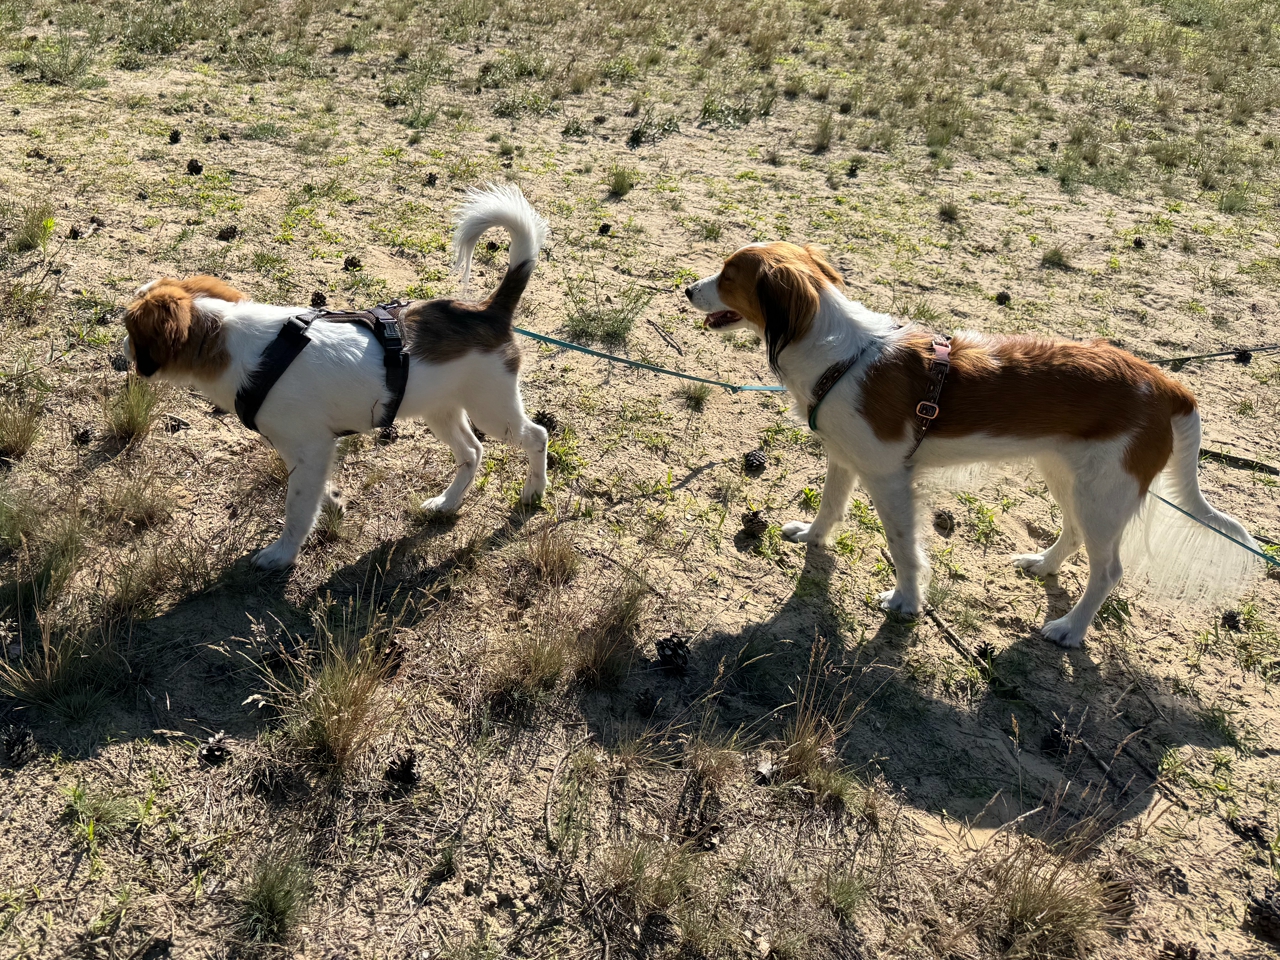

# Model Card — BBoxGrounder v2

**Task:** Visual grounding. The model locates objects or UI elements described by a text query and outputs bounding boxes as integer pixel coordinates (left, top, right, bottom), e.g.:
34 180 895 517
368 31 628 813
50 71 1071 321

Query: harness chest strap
807 348 867 432
234 311 318 433
904 337 951 460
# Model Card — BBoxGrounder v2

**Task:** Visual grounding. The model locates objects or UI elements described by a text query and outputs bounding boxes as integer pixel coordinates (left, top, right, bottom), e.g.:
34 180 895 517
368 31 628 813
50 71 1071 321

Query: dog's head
121 276 245 378
684 242 843 370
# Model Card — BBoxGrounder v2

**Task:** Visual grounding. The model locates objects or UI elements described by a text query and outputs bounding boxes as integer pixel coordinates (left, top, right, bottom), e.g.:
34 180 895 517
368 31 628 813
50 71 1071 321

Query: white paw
420 495 455 515
782 520 826 544
521 478 547 505
253 541 299 571
1039 616 1085 648
1012 553 1055 576
878 589 921 617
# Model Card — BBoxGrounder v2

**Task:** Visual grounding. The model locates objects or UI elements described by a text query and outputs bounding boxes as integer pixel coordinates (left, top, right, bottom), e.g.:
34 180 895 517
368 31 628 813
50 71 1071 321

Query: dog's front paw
781 520 826 544
878 589 921 617
419 495 455 515
1012 553 1054 576
253 541 298 571
520 479 547 506
1039 616 1085 648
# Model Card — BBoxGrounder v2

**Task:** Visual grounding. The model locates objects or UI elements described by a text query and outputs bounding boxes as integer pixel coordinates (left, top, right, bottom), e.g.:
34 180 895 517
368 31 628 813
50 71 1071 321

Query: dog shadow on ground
578 540 1236 830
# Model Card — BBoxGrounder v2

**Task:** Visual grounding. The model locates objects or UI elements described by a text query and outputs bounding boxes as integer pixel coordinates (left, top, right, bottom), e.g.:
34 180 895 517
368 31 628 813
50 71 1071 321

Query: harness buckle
379 318 404 352
916 401 940 420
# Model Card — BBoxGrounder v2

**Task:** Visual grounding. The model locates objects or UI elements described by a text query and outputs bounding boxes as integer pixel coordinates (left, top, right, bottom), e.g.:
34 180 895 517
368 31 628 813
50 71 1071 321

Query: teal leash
1147 492 1279 568
513 327 787 394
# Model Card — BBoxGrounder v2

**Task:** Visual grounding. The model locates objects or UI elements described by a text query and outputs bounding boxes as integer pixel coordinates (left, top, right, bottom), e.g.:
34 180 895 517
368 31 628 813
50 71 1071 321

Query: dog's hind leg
782 461 855 546
861 468 928 616
1013 457 1082 576
253 438 337 570
1039 463 1141 647
466 378 547 506
421 409 483 514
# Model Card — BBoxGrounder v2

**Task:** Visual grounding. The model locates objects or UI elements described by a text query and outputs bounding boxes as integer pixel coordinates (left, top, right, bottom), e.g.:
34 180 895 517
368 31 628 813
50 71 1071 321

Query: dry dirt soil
1 1 1279 958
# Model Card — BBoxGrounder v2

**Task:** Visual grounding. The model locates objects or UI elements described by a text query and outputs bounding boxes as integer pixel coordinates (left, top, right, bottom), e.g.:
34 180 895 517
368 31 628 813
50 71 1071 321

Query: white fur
690 274 1259 647
452 182 549 289
130 185 550 570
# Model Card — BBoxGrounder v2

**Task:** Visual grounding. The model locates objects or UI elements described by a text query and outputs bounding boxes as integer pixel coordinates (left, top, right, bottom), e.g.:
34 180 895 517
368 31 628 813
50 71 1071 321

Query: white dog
686 241 1258 646
122 185 549 569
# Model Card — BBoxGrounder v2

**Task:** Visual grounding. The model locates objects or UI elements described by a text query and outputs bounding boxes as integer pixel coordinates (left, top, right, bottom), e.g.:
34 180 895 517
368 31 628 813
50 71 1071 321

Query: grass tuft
1039 245 1071 270
678 381 713 412
0 393 44 460
575 579 647 689
239 852 313 944
607 163 637 197
103 376 160 443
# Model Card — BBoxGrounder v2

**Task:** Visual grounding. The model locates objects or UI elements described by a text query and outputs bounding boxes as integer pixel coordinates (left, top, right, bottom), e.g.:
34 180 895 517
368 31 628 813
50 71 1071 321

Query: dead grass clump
0 393 44 460
597 839 700 917
1 511 87 615
527 523 578 586
238 851 313 944
103 376 160 443
0 487 40 552
776 642 863 810
487 617 573 712
261 603 402 776
0 617 123 724
99 473 173 530
1039 245 1071 270
976 833 1118 958
575 579 648 689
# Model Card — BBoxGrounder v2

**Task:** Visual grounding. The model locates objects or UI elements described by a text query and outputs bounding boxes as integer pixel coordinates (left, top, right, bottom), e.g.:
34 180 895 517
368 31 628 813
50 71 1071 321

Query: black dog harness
234 301 411 434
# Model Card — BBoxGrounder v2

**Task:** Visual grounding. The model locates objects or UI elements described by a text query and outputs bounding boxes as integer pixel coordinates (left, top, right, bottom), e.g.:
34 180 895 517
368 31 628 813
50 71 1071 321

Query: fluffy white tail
451 183 549 289
1120 409 1260 605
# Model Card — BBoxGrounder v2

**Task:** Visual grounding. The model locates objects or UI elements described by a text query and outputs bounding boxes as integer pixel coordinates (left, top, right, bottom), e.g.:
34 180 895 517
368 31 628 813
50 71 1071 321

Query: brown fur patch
859 331 1197 490
404 259 533 374
715 243 841 369
174 275 249 303
123 281 231 378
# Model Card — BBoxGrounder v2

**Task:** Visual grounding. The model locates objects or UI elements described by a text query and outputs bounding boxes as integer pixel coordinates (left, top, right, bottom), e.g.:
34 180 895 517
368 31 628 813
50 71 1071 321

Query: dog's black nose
684 286 693 301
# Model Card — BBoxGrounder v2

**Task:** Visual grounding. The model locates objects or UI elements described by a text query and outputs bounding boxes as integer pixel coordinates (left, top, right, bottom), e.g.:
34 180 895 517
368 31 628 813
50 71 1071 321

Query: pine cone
532 409 560 434
1159 941 1199 960
198 731 230 766
1221 609 1243 632
376 425 398 445
744 449 767 474
1248 888 1280 943
656 634 691 674
385 750 419 787
974 642 996 663
741 510 769 537
1 724 37 768
310 290 328 308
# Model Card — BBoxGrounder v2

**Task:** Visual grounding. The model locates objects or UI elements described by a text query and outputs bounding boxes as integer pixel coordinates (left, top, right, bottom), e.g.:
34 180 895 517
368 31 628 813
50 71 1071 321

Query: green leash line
513 327 787 394
1147 492 1279 568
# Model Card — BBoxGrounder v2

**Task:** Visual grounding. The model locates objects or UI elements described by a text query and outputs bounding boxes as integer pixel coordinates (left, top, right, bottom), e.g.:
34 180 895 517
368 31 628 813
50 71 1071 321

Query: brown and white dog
686 242 1258 646
122 185 549 570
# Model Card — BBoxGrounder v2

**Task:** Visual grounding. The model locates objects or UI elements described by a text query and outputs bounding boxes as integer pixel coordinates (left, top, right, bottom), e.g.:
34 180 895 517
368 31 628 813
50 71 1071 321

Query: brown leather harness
806 334 952 462
234 300 412 434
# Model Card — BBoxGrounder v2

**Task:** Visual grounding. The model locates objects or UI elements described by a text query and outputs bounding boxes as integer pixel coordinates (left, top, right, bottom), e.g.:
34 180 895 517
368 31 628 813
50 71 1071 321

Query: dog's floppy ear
803 245 845 288
756 262 820 372
123 283 193 375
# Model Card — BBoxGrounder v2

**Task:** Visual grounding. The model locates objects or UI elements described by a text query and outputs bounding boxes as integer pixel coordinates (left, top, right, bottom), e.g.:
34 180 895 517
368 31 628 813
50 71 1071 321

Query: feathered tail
1120 409 1261 604
452 183 549 291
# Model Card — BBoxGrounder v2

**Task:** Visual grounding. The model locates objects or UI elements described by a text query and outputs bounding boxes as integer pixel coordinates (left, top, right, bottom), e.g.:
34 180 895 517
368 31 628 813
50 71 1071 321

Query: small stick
647 318 683 356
